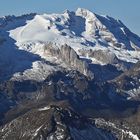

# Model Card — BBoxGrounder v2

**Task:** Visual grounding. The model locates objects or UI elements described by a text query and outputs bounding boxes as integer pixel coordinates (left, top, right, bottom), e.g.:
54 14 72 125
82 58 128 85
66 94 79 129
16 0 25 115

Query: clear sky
0 0 140 35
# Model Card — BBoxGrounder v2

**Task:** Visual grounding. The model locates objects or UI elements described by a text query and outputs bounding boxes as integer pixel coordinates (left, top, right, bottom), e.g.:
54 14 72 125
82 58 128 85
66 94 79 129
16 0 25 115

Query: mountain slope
0 8 140 82
111 61 140 100
1 104 140 140
0 8 140 140
0 105 117 140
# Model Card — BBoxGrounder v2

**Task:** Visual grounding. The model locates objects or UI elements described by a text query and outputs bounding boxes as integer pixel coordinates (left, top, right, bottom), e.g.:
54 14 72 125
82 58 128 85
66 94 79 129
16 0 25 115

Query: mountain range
0 8 140 140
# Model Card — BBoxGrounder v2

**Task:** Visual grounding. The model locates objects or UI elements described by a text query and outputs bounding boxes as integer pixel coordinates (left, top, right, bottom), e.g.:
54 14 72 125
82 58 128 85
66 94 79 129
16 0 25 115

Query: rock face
1 105 140 140
79 48 119 65
0 105 117 140
0 69 140 140
60 44 94 79
89 49 119 64
111 61 140 100
0 71 93 111
45 43 94 79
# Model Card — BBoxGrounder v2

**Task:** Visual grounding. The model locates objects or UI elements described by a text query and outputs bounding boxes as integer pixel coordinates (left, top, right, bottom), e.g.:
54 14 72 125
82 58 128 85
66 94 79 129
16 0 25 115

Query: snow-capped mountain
9 8 140 63
9 8 140 52
0 8 140 82
0 8 140 140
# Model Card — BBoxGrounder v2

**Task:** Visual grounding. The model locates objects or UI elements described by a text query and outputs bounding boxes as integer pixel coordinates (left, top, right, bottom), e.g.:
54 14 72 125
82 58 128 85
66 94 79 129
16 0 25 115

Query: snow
126 131 139 140
15 15 60 43
33 125 43 137
11 61 58 81
121 130 140 140
38 106 50 111
0 8 140 81
9 8 140 64
95 119 140 140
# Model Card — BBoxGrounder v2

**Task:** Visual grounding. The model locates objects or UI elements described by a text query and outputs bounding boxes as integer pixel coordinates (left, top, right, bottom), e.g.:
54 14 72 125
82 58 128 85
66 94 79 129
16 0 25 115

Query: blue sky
0 0 140 35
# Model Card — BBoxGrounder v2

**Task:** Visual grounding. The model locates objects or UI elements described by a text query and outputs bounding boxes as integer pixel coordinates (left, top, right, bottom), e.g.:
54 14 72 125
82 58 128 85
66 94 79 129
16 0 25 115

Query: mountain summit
0 8 140 82
0 8 140 140
9 8 140 51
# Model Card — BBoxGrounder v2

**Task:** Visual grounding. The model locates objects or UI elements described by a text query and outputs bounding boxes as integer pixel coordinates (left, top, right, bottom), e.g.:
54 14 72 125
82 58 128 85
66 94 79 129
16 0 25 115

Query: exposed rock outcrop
45 43 94 79
0 105 117 140
110 61 140 100
1 104 139 140
79 49 119 65
89 49 118 64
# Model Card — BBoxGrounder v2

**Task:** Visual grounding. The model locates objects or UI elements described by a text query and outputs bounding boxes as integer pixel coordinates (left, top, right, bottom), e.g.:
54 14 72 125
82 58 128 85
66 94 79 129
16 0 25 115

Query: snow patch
38 106 50 111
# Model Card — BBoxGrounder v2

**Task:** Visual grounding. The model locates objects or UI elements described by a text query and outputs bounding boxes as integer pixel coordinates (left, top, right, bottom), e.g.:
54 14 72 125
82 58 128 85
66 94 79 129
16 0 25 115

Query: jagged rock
88 49 119 64
110 61 140 100
0 105 117 140
79 48 119 65
60 44 93 78
1 105 139 140
45 43 94 79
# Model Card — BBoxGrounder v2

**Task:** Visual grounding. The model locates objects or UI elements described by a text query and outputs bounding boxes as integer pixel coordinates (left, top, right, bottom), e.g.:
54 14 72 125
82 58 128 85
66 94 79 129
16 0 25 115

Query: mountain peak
0 8 140 83
76 8 96 18
75 8 106 36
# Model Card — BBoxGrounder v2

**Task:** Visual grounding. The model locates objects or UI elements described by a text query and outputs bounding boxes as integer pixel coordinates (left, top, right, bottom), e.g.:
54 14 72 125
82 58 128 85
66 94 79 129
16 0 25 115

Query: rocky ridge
0 8 140 140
